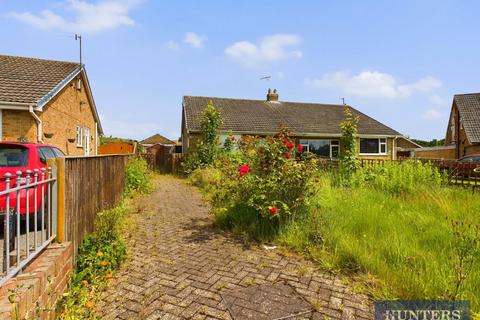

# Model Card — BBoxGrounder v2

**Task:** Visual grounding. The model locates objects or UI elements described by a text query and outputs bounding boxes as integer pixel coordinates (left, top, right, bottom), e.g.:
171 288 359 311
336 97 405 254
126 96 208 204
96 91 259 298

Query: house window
76 126 83 147
359 138 387 155
299 139 340 158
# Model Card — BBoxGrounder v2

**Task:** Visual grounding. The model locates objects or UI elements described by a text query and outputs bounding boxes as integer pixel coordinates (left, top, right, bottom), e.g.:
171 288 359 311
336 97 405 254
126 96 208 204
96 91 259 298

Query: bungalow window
299 139 339 158
359 138 387 155
76 126 83 147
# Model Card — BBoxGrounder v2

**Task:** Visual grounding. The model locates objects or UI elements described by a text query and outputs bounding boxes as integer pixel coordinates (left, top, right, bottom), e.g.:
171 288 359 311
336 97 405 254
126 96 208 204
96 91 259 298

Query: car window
0 145 29 167
460 157 474 163
52 148 65 157
38 147 56 164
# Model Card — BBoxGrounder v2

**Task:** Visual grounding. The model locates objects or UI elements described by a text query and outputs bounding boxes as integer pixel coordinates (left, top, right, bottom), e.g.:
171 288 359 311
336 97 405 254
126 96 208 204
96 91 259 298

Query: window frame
76 126 83 147
359 138 388 155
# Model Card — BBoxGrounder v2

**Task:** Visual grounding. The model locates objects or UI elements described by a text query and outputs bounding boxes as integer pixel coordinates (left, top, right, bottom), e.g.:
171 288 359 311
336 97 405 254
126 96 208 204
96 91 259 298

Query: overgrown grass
198 161 480 314
57 157 153 319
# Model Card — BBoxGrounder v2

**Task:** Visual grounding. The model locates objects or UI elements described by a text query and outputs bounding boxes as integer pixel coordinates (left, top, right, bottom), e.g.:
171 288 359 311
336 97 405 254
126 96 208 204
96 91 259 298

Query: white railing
0 167 57 286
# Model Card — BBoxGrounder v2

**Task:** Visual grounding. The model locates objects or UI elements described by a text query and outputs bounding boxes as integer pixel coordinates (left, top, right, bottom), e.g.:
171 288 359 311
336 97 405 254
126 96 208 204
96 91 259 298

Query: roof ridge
0 54 79 65
454 92 480 97
184 95 349 107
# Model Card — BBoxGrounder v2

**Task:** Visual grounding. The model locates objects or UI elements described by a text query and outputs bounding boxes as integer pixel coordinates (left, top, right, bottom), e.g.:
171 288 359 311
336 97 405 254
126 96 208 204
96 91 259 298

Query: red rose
238 165 251 177
285 152 291 160
283 139 289 144
297 144 303 152
269 207 278 215
286 142 294 149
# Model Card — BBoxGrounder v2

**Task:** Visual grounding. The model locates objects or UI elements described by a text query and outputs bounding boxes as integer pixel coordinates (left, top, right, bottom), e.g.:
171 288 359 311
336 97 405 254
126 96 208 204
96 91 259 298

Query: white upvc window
359 138 387 155
299 139 340 159
76 126 83 147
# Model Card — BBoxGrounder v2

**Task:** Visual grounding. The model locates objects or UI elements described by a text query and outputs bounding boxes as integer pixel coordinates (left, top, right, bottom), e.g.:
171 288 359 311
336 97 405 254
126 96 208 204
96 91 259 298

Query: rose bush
192 128 319 238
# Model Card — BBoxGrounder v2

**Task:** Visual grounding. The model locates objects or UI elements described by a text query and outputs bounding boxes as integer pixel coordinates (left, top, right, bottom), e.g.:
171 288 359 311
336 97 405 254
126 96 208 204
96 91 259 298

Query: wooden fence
54 155 130 255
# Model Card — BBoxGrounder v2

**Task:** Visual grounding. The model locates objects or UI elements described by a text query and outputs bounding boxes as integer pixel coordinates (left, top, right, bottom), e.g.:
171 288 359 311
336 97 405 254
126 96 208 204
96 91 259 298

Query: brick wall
1 74 99 156
2 110 37 142
0 242 73 320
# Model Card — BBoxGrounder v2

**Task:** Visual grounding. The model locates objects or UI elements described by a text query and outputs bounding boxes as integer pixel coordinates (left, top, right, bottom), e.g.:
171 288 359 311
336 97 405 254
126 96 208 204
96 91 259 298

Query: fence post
56 157 66 243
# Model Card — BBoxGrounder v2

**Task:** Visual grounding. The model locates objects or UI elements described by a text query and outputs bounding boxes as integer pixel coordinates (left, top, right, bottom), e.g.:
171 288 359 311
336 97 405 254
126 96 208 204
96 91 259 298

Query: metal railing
1 167 57 286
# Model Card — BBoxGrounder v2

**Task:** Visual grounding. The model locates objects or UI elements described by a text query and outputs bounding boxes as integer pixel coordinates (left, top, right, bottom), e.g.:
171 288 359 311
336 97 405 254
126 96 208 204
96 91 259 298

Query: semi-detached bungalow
182 89 412 160
0 55 103 156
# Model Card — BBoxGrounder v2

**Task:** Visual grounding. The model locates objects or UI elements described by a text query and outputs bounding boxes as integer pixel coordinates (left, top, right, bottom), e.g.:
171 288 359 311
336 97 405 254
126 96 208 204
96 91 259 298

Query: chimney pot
267 88 279 102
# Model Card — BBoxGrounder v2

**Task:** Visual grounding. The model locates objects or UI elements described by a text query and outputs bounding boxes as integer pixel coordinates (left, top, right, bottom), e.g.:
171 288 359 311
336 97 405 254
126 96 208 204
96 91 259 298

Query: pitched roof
0 55 80 105
141 133 175 145
454 93 480 144
183 96 400 136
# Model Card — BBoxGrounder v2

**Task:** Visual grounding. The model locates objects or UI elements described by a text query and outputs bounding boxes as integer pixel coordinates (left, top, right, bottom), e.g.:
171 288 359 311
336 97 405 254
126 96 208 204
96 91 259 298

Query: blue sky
1 0 479 141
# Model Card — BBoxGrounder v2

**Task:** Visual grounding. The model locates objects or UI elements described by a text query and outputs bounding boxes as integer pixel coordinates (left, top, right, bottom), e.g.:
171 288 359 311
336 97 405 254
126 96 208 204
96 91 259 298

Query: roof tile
0 55 80 104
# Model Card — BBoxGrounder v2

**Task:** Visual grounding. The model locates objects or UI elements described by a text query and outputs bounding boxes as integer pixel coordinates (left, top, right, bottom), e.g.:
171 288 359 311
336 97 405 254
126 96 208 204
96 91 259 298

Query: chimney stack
266 88 279 102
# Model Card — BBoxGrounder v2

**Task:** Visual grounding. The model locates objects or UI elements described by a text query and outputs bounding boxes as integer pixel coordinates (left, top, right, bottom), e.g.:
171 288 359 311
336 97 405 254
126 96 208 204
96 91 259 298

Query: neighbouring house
140 133 176 148
0 55 103 156
414 93 480 160
182 89 410 160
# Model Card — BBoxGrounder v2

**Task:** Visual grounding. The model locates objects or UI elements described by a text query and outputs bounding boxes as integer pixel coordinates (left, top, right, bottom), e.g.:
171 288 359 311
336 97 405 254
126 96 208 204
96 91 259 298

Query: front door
84 128 90 156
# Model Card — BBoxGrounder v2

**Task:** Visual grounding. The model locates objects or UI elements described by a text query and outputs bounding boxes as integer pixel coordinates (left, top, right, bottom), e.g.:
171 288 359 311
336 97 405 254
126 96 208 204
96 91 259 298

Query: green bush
125 157 153 195
349 160 444 194
194 129 319 239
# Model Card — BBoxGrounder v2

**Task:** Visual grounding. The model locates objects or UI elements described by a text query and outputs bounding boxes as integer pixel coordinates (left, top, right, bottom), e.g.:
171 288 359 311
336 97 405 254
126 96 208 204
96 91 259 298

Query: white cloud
225 34 302 67
8 0 141 33
184 32 207 48
305 70 442 98
423 109 443 120
429 94 445 105
164 40 180 51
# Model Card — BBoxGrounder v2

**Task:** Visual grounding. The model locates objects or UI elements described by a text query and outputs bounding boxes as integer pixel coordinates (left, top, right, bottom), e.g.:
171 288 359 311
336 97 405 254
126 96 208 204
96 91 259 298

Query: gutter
29 105 43 143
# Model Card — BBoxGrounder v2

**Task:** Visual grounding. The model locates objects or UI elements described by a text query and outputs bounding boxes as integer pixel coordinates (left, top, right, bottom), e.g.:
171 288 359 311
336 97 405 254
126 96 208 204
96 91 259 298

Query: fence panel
62 155 129 254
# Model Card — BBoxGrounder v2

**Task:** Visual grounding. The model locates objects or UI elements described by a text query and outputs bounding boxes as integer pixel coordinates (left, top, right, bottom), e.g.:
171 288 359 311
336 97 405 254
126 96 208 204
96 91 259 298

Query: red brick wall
0 242 73 320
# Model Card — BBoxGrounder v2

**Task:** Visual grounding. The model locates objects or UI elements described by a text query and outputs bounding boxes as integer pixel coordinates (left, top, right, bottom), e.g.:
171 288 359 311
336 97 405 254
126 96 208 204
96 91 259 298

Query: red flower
283 138 289 144
284 152 291 160
297 144 303 152
269 207 278 215
238 165 251 177
286 142 294 149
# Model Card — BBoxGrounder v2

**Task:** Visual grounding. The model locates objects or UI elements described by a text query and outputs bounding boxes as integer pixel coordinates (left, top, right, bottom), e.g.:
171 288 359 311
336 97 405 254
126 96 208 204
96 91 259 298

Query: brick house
412 93 480 160
181 89 409 160
444 93 480 158
0 55 103 156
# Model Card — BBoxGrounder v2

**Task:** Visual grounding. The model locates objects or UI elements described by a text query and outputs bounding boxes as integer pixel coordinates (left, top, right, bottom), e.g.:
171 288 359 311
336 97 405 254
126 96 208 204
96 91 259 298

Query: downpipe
29 105 43 143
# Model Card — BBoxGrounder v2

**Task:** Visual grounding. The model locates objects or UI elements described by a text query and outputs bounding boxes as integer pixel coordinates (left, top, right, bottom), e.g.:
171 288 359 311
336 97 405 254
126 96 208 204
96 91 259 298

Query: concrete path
97 176 373 320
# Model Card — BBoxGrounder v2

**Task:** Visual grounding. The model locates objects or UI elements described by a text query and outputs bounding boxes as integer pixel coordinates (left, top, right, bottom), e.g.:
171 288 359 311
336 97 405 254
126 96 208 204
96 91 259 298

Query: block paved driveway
97 176 373 320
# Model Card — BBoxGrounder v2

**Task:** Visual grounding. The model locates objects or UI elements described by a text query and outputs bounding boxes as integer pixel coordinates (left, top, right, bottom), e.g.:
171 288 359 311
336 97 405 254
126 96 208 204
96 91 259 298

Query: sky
0 0 479 141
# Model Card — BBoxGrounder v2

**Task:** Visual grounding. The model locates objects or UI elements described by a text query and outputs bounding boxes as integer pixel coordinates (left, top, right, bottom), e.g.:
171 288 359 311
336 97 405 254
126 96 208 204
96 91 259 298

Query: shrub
350 160 444 194
200 128 319 238
339 107 360 183
125 157 153 195
182 103 223 174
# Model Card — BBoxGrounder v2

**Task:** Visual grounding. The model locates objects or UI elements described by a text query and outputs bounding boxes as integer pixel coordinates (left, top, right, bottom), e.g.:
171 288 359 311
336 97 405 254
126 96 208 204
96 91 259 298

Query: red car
0 142 65 216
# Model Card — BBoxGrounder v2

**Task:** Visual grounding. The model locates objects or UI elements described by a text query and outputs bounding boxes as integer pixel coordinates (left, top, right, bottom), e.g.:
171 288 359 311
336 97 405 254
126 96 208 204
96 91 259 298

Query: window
52 148 65 157
38 147 56 164
360 138 387 155
299 139 340 158
76 126 83 147
0 145 29 167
